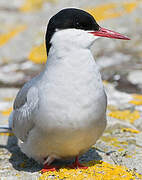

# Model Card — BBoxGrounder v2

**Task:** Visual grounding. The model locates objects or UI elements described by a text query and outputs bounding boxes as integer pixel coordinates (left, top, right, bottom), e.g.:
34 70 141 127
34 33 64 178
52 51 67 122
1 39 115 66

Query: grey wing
12 86 39 142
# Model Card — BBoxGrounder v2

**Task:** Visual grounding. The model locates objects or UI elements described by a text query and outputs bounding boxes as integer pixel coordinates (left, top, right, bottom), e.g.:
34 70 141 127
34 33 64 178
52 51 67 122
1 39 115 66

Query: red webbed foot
68 156 88 169
41 163 58 173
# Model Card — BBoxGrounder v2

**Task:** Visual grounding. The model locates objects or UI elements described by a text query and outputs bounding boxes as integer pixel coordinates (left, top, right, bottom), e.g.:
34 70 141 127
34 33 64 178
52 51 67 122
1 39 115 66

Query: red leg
68 156 88 169
41 163 57 173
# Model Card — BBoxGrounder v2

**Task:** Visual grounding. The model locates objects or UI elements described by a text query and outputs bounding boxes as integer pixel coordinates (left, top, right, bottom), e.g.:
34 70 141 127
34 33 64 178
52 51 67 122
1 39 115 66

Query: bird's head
46 8 130 55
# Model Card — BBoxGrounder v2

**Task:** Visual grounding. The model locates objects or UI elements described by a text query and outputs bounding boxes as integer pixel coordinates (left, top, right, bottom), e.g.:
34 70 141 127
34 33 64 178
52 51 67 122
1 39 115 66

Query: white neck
46 28 97 69
43 32 103 96
40 29 105 122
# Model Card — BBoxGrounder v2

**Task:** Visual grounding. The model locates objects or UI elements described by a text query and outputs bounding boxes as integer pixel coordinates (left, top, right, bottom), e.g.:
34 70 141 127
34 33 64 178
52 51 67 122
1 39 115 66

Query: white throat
46 29 98 65
50 29 97 54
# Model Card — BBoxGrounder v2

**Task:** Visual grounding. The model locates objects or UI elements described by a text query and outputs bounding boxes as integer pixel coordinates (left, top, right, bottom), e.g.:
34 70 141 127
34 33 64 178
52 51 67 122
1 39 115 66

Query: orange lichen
129 94 142 105
39 160 142 180
0 25 27 47
108 110 140 123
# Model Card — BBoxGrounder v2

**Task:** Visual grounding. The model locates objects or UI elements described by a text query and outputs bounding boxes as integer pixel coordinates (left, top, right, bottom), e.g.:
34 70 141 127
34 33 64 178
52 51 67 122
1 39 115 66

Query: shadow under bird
5 8 130 172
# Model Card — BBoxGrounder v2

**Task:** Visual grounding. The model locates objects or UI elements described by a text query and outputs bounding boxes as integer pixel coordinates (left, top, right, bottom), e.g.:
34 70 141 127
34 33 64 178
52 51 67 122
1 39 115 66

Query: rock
127 70 142 85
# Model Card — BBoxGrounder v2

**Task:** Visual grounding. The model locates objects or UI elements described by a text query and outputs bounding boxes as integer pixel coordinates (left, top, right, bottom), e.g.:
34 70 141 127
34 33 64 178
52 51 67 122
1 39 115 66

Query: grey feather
12 86 39 142
14 76 38 109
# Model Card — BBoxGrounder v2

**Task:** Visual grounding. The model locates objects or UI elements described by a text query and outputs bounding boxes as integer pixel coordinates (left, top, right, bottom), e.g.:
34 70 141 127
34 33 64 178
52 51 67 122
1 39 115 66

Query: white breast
34 41 106 158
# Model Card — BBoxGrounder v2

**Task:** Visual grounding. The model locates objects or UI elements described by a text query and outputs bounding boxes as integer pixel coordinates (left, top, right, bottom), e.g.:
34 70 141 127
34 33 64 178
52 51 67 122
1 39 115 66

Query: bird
6 8 130 172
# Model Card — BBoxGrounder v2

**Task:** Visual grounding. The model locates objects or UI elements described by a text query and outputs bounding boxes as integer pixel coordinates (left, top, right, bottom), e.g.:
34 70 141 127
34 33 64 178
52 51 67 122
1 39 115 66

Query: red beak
90 27 130 40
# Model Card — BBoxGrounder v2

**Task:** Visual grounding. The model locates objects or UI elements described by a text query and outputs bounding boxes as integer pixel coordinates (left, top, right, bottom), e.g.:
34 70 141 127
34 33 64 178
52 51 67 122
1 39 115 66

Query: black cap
45 8 99 55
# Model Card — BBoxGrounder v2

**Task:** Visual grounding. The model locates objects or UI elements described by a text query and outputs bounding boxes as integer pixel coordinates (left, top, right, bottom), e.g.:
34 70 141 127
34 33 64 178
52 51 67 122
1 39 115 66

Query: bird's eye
74 19 84 29
76 22 81 28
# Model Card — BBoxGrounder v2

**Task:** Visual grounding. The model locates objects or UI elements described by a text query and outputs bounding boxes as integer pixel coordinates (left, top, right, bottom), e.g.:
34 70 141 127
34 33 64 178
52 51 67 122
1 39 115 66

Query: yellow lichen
0 25 27 47
0 132 14 136
107 105 118 111
108 110 140 123
121 128 140 134
118 148 125 152
129 100 142 105
135 17 142 24
101 136 128 149
101 136 118 143
39 160 142 180
86 1 139 22
3 97 14 102
103 80 109 85
125 154 133 158
86 3 121 22
28 43 47 64
0 107 13 116
20 0 56 12
123 2 138 13
129 94 142 105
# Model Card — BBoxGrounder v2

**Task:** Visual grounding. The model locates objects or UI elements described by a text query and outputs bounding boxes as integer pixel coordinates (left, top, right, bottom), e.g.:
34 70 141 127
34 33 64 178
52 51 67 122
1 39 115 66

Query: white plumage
10 28 107 165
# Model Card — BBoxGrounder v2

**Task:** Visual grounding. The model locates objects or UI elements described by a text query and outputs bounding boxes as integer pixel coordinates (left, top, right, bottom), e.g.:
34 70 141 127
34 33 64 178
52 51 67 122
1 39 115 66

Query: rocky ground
0 0 142 179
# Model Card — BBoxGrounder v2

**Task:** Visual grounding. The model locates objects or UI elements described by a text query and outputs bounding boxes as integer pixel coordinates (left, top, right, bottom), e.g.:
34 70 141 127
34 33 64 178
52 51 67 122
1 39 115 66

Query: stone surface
0 0 142 179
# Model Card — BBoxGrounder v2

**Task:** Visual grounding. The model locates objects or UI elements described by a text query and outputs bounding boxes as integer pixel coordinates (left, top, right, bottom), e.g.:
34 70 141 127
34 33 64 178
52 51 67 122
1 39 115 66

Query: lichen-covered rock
0 0 142 179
